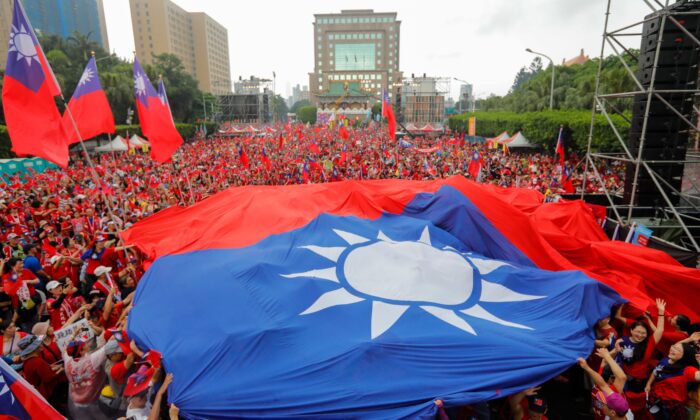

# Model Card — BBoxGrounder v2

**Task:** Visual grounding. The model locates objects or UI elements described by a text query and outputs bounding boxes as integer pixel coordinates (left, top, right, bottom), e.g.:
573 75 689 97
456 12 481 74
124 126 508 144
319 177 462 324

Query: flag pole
60 51 119 227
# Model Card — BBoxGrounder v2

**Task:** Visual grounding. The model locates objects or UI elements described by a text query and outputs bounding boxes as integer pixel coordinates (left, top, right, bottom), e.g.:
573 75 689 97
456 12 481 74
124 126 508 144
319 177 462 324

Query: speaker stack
625 1 700 208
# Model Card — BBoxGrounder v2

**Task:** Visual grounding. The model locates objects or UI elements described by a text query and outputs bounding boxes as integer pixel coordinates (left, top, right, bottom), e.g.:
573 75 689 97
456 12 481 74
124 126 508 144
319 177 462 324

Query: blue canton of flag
133 58 158 108
0 366 29 419
72 57 102 99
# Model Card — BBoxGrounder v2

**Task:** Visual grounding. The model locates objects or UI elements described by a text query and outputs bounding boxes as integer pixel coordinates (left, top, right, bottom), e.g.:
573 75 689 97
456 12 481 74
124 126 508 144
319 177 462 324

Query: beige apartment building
309 9 402 116
129 0 232 94
0 0 11 69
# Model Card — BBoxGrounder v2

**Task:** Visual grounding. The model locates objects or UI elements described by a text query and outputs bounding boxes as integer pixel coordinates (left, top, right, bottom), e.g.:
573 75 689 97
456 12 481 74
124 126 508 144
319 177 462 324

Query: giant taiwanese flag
133 58 183 163
63 56 115 144
0 357 64 419
1 0 68 167
122 176 658 418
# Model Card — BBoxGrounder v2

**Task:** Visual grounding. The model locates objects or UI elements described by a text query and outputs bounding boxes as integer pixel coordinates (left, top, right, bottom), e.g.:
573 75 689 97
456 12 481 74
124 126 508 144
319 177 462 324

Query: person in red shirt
613 299 666 417
1 257 41 332
46 280 86 331
657 313 697 357
17 334 67 411
645 342 700 418
31 321 62 366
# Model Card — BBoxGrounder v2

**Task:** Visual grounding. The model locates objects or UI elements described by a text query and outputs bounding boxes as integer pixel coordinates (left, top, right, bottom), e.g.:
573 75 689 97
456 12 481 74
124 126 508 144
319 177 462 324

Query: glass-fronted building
22 0 109 51
309 10 402 116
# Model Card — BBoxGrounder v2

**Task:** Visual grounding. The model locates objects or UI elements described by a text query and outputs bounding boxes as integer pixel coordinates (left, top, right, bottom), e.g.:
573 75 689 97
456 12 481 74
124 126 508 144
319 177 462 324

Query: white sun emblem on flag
8 24 39 66
134 73 147 96
283 226 545 339
78 67 94 87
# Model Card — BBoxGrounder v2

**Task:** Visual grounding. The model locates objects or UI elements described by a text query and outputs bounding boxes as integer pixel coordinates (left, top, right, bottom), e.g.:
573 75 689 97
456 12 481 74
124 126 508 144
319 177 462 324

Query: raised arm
596 348 626 391
614 304 627 325
148 373 173 420
508 386 540 420
653 298 666 344
578 358 611 394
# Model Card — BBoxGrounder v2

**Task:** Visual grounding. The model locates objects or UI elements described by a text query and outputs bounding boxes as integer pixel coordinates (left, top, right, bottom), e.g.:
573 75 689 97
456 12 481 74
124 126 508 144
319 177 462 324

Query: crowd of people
0 122 694 419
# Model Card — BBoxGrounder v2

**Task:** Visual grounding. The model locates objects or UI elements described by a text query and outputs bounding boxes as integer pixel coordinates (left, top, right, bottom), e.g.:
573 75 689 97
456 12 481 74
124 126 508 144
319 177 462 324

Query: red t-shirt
653 363 699 402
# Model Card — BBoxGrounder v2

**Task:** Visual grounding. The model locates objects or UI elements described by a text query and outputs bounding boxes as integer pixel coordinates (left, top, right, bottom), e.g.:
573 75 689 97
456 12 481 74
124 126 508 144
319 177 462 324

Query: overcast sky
104 0 649 100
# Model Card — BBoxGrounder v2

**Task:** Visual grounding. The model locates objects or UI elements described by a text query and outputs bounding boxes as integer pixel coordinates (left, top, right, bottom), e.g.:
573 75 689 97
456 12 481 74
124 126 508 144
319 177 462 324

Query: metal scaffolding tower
584 0 700 252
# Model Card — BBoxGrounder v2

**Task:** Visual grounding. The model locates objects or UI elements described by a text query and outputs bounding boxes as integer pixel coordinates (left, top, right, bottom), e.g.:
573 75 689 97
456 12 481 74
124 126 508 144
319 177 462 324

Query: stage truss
583 0 700 252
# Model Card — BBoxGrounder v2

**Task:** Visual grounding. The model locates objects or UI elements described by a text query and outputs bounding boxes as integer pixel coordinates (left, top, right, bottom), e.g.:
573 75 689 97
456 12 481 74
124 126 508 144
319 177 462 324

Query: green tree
297 106 317 124
270 94 289 122
291 99 311 114
479 51 637 114
371 102 382 120
146 53 201 123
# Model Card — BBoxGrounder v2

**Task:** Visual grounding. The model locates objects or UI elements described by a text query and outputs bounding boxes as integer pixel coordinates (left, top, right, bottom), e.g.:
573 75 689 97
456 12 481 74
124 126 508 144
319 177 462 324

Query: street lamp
525 48 555 110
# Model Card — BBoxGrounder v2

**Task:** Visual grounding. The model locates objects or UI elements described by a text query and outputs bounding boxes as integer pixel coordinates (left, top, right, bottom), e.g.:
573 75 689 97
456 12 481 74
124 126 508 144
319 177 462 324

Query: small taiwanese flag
2 0 69 166
467 150 483 180
308 142 321 155
555 126 565 170
63 56 115 144
338 119 349 140
381 89 396 141
261 148 272 171
238 145 250 169
301 161 310 183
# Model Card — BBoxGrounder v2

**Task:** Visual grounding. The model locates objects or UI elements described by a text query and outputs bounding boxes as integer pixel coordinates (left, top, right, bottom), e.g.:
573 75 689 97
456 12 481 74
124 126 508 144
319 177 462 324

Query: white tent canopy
129 134 150 147
487 131 511 143
94 136 128 152
504 131 535 148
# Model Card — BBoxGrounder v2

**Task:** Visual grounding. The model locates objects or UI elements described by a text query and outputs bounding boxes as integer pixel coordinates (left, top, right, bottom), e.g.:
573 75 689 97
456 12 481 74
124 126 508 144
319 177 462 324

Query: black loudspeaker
625 1 700 208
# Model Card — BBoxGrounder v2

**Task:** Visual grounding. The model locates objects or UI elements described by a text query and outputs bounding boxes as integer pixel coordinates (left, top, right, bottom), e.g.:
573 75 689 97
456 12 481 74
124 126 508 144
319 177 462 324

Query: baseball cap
46 280 61 291
94 266 112 277
31 321 50 336
7 233 18 240
595 390 629 414
49 255 61 264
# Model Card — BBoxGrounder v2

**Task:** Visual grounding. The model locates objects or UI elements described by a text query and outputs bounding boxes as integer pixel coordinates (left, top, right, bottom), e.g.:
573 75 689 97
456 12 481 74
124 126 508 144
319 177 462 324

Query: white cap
49 255 61 264
46 280 61 291
7 233 18 240
94 266 112 277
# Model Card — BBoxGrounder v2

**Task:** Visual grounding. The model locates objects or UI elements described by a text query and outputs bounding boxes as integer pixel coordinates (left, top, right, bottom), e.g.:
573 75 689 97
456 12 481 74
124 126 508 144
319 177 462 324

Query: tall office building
309 10 402 116
459 83 473 113
1 0 109 69
130 0 232 94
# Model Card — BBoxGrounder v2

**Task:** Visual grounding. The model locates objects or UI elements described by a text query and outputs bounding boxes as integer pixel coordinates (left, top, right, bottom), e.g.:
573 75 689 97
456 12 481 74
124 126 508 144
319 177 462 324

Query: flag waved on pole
555 125 565 173
133 58 183 163
382 89 396 141
2 0 69 167
63 56 115 144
